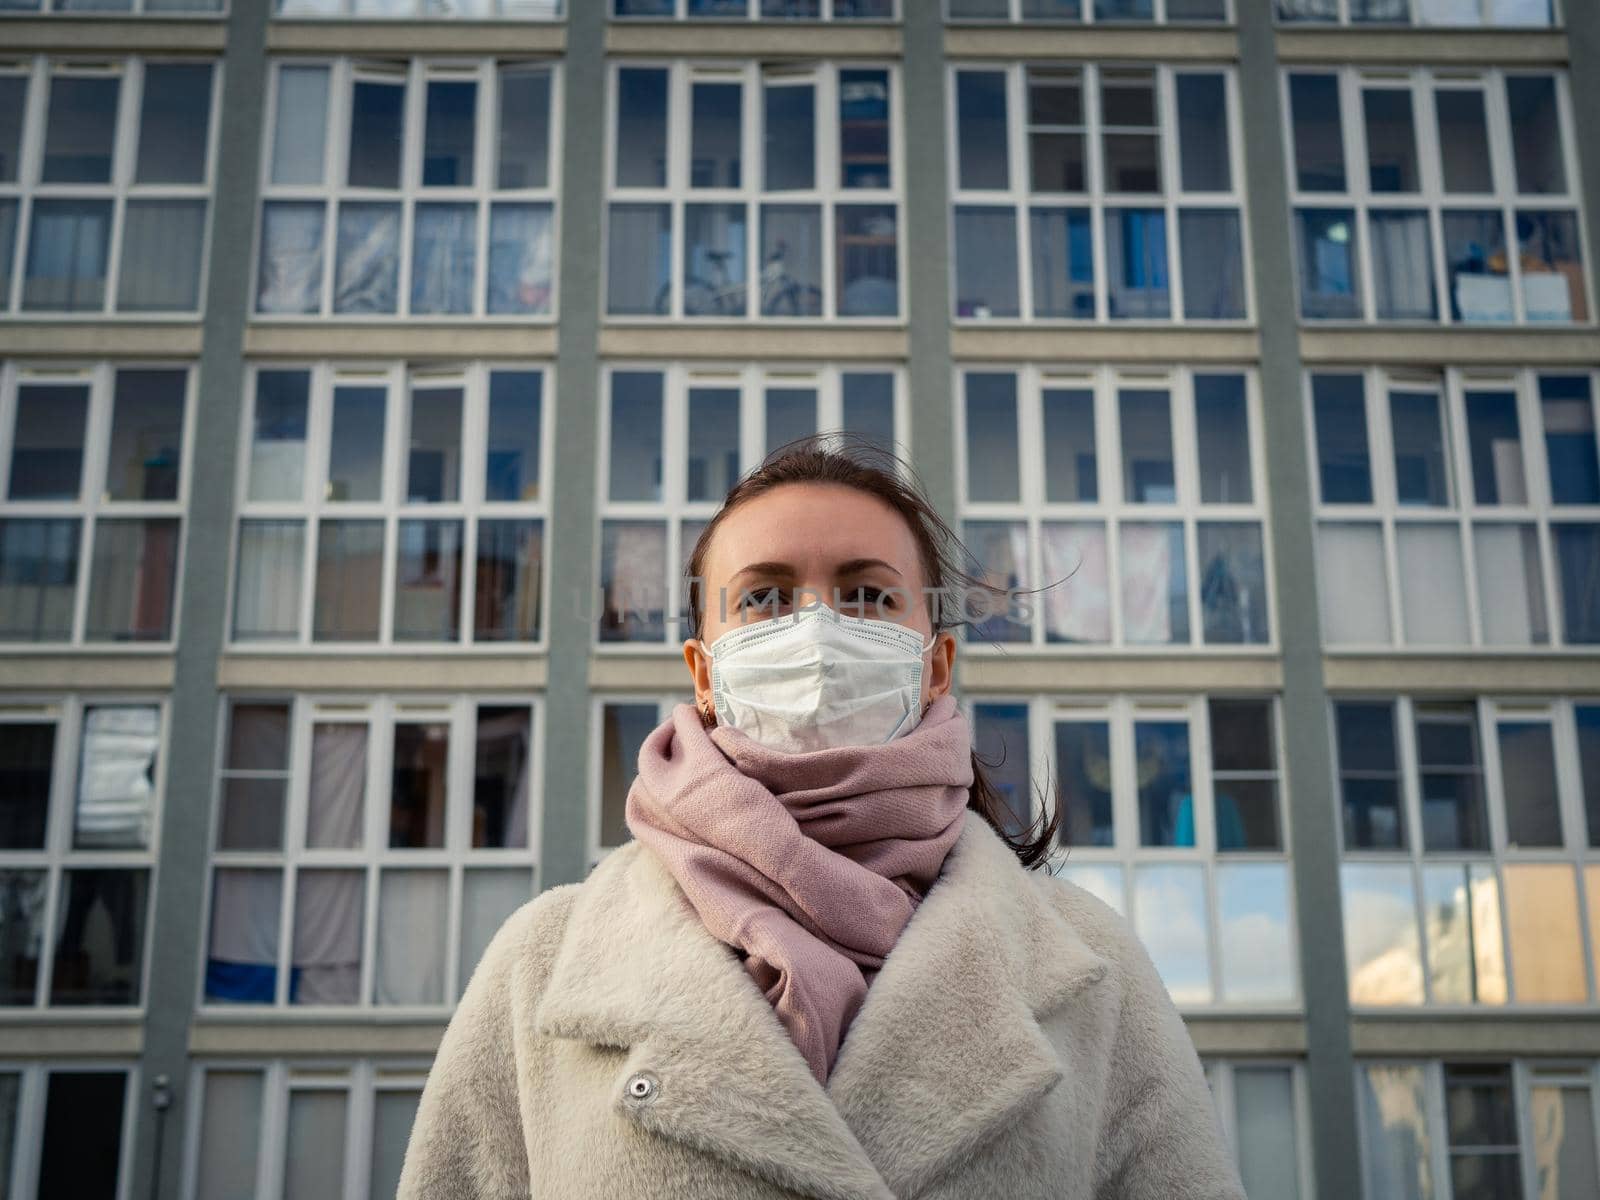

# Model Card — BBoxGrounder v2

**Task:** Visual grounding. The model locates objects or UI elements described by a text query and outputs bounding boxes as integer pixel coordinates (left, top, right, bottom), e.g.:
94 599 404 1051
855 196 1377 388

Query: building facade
0 0 1598 1196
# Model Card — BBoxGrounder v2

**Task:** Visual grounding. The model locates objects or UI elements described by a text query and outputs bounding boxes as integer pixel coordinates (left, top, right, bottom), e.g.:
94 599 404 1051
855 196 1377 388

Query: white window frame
179 1058 433 1200
588 694 687 869
602 59 905 323
971 693 1301 1012
275 0 560 17
945 0 1233 21
1275 0 1559 26
612 0 897 17
946 61 1251 325
1356 1059 1600 1200
0 694 167 1013
0 1060 139 1200
228 360 554 650
1307 365 1600 650
0 55 221 318
1334 693 1600 1010
594 361 908 648
252 57 562 321
0 361 194 650
1203 1059 1318 1200
955 364 1274 652
199 693 544 1014
1281 65 1591 326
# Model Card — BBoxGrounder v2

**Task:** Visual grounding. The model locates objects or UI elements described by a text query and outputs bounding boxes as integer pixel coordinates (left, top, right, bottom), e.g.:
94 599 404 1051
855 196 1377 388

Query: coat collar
533 817 1108 1200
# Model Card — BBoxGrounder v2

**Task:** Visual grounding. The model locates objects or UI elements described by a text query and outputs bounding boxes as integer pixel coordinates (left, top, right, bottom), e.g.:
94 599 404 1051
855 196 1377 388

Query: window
4 0 221 9
256 58 557 319
948 0 1229 21
959 366 1269 648
1277 0 1556 26
1 364 189 645
184 1060 428 1200
279 0 559 15
204 695 539 1009
0 1064 135 1197
232 363 548 646
1358 1060 1600 1200
1336 696 1600 1008
0 57 217 316
597 364 902 642
1204 1062 1313 1200
1286 67 1587 324
614 0 894 16
591 696 685 867
975 695 1298 1008
605 62 901 319
949 63 1247 322
1310 368 1600 648
0 698 162 1009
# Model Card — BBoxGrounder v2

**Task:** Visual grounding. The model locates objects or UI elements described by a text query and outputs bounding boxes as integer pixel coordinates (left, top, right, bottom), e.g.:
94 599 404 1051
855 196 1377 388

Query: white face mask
702 604 935 754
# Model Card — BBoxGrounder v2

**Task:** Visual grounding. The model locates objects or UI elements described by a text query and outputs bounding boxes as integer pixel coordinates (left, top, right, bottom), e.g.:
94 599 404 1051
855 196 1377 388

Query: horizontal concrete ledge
0 1020 143 1058
1353 1014 1600 1057
218 653 549 691
0 654 175 691
961 653 1282 693
950 326 1260 363
1276 29 1569 66
0 322 204 358
1183 1016 1307 1057
267 19 565 54
589 653 691 692
0 17 226 52
606 22 900 58
190 1019 445 1057
1299 327 1600 366
599 324 909 360
1324 654 1600 695
946 27 1239 61
245 323 558 359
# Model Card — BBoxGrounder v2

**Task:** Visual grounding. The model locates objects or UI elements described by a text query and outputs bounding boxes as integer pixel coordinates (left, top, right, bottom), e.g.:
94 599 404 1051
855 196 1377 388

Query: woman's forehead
707 484 922 577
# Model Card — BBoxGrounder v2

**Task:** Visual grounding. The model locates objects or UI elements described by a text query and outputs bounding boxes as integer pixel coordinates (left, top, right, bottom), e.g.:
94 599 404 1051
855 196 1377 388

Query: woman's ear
926 629 956 702
683 637 714 718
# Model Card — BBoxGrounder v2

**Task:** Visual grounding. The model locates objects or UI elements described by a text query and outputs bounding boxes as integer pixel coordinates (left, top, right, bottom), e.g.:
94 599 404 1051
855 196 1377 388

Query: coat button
625 1071 660 1102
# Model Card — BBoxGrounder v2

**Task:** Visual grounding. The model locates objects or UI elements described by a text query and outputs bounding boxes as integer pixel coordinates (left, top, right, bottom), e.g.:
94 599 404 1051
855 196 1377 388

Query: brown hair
683 434 1062 871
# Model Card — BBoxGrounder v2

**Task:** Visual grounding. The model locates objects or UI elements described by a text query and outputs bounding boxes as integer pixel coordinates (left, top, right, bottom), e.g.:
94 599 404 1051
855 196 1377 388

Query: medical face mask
702 604 935 754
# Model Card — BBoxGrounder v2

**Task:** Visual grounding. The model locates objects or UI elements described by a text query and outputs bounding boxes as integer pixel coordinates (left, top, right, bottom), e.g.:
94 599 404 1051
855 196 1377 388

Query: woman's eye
740 586 787 610
841 586 889 610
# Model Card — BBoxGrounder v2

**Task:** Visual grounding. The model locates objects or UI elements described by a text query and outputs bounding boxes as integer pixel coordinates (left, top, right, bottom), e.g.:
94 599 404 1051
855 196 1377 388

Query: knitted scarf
624 693 972 1086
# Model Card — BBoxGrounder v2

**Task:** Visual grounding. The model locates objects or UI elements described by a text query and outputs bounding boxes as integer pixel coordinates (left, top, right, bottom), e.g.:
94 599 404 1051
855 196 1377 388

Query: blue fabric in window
204 958 288 1004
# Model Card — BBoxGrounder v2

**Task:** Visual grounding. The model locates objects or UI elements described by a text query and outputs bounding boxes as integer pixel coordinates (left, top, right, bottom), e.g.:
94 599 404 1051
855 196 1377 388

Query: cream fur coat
398 816 1247 1199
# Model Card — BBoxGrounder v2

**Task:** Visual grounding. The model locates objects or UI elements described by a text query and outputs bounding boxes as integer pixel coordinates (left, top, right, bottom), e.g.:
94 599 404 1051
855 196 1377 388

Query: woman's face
683 481 957 717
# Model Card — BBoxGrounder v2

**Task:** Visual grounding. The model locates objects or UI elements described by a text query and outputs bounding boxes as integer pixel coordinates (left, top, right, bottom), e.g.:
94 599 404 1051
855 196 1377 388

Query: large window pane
1359 1065 1433 1199
1498 721 1561 848
118 199 206 312
0 518 80 641
1506 76 1565 195
313 519 383 640
0 78 26 183
1217 864 1294 1004
1197 523 1268 645
1540 375 1599 505
487 204 554 315
38 1072 125 1196
460 870 531 990
1235 1069 1302 1200
1054 721 1112 847
193 1073 265 1196
1175 75 1229 192
608 372 663 502
1422 863 1505 1004
1028 68 1085 194
836 205 897 316
333 202 400 315
686 388 740 503
411 203 476 315
1194 374 1250 503
23 198 112 312
1029 207 1094 318
1464 389 1525 505
1135 720 1192 846
1445 1065 1523 1199
683 204 747 317
1473 524 1548 646
1436 88 1493 194
963 521 1030 644
759 204 823 316
423 80 475 188
1289 74 1345 192
285 1088 346 1195
84 518 179 641
1041 522 1109 643
217 705 288 851
1370 211 1436 320
616 68 668 188
375 869 447 1004
485 371 542 502
1343 864 1423 1005
1134 865 1210 1005
1415 702 1488 852
1338 701 1404 849
8 385 87 501
764 82 816 191
1391 389 1450 505
328 386 386 502
105 371 184 503
393 519 462 641
956 71 1008 191
1517 210 1587 323
348 78 404 189
973 703 1033 838
607 204 670 315
474 519 542 642
690 82 741 190
1042 387 1096 502
1444 210 1512 323
498 66 550 190
206 868 281 1002
471 707 530 849
1503 864 1586 1003
1106 209 1168 318
1120 522 1187 644
256 202 325 314
1364 88 1419 193
841 372 895 453
72 705 157 852
390 722 448 849
0 724 53 851
1553 523 1600 644
43 75 119 184
953 208 1018 319
1209 699 1280 850
1178 211 1245 320
599 520 666 642
272 66 329 186
1100 71 1159 192
599 703 656 849
1395 524 1468 644
136 63 211 184
838 69 889 189
1295 208 1360 319
52 868 149 1004
406 388 462 504
1119 389 1173 502
1313 374 1372 503
964 373 1019 503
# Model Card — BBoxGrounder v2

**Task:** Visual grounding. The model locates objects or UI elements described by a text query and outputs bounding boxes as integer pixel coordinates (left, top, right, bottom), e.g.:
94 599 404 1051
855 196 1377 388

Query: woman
399 441 1245 1200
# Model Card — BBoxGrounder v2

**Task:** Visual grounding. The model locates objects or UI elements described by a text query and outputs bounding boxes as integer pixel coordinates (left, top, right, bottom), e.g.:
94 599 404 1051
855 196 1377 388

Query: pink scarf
624 694 972 1086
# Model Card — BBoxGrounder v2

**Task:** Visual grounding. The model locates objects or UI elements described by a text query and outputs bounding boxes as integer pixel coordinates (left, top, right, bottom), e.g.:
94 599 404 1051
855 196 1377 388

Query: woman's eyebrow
730 561 797 582
835 558 903 579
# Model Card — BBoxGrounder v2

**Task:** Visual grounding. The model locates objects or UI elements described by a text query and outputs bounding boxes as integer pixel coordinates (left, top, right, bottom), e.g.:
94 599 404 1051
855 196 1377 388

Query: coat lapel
532 818 1108 1200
